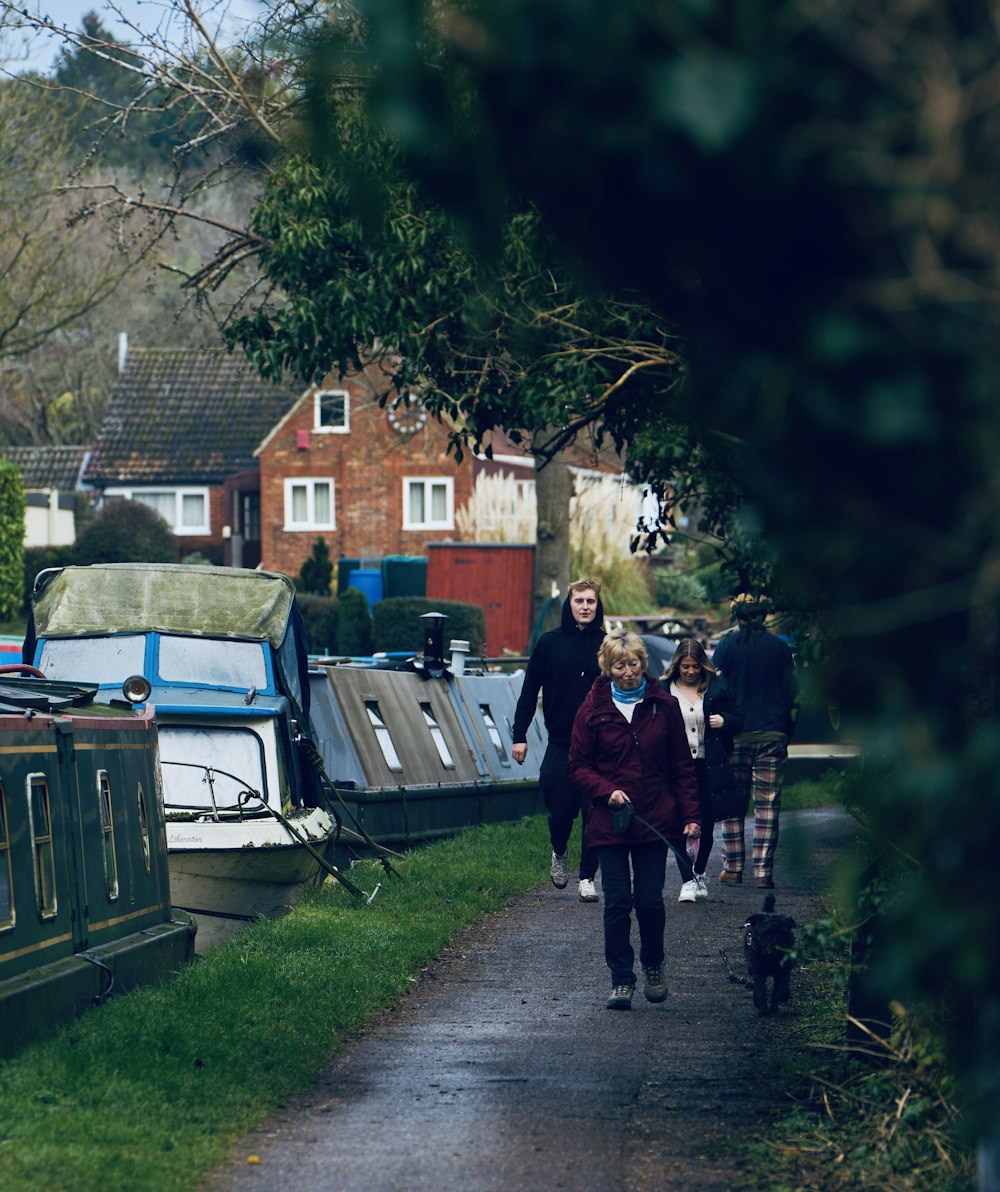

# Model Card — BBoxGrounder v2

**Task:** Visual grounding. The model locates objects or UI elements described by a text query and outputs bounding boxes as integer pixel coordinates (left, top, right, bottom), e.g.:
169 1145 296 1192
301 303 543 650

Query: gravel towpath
207 808 856 1192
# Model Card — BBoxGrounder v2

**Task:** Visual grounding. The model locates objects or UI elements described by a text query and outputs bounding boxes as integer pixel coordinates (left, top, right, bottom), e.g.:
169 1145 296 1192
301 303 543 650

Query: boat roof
0 677 105 714
32 564 296 650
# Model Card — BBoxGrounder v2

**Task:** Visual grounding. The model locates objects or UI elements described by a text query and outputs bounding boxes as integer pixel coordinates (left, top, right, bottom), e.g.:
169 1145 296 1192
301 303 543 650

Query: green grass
0 817 551 1190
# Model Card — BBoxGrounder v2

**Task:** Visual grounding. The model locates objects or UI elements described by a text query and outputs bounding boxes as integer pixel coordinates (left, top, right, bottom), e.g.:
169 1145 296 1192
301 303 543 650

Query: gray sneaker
606 983 634 1010
642 965 668 1003
694 872 709 901
578 878 599 902
550 851 568 888
678 879 698 903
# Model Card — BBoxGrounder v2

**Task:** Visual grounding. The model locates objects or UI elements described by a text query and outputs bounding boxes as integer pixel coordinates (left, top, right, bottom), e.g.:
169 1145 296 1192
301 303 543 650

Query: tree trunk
532 434 572 638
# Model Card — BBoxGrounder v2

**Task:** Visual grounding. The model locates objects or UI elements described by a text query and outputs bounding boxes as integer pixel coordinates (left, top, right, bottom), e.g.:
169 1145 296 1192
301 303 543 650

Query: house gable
256 364 475 576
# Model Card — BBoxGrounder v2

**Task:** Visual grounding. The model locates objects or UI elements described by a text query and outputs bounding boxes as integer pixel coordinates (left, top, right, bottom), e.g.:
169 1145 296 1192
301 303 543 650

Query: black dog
743 894 796 1016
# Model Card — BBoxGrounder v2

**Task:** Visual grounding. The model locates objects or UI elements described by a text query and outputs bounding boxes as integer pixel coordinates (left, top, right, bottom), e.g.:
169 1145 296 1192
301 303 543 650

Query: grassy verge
0 816 550 1191
742 901 975 1190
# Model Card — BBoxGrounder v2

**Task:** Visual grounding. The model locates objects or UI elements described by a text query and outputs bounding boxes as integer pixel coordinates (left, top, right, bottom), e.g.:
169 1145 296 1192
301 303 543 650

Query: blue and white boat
25 564 339 950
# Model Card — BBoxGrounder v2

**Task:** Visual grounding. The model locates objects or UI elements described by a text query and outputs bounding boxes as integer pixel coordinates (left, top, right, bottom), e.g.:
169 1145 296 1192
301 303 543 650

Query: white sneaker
678 879 698 903
578 878 599 902
550 851 568 888
694 872 709 901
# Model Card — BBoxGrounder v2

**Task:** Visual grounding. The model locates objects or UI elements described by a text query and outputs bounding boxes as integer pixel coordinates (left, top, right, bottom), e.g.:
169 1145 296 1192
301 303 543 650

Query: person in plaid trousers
711 594 797 889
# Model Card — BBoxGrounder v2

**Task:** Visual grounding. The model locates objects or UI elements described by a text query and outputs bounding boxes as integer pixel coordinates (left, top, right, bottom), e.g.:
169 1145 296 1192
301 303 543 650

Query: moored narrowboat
308 625 546 853
0 670 196 1058
25 564 340 952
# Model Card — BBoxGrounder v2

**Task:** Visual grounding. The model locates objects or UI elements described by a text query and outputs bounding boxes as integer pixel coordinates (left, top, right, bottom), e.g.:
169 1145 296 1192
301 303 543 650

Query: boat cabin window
137 782 151 872
364 701 403 772
419 702 455 769
157 635 268 690
97 771 119 900
38 635 146 685
157 725 269 814
0 782 13 930
27 775 57 919
478 704 510 766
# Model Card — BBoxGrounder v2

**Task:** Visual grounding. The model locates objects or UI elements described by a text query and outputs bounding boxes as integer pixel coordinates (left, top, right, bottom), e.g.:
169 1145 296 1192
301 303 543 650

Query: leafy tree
0 460 25 622
297 537 334 595
335 586 373 656
72 499 178 565
341 0 1000 1158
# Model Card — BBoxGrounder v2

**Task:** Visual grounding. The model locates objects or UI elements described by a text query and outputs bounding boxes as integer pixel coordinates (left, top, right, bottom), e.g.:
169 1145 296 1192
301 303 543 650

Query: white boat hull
166 807 337 951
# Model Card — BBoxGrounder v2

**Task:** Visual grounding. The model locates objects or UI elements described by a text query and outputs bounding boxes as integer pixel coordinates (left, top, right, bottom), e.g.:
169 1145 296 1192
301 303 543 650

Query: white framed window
403 477 454 530
314 389 350 433
104 487 210 536
284 477 335 530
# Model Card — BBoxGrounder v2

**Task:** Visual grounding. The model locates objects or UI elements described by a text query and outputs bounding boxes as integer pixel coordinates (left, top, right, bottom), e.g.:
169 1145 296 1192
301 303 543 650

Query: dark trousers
691 758 716 875
597 842 668 986
539 742 598 881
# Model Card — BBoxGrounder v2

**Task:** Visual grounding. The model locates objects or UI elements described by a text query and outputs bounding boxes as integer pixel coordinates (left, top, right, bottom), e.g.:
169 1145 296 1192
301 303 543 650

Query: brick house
0 445 90 548
255 360 474 576
83 347 475 578
84 346 302 567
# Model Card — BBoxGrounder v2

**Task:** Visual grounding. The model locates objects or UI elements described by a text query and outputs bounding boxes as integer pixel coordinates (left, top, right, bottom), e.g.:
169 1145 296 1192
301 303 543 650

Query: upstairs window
404 478 454 530
284 478 335 531
314 389 350 432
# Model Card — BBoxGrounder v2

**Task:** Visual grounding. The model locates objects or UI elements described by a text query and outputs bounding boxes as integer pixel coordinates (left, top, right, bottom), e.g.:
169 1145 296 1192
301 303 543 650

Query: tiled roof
0 445 89 491
84 349 303 486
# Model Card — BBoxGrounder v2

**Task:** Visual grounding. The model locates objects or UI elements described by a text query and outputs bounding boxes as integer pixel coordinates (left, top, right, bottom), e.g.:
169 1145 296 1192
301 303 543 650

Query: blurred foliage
653 568 708 612
335 0 1000 1148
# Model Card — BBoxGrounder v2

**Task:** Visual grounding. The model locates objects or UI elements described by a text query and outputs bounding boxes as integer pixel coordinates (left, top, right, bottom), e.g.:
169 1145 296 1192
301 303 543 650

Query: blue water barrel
347 569 384 607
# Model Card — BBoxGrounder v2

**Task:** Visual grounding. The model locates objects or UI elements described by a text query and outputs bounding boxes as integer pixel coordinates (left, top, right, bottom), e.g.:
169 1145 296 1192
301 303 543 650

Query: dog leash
613 798 696 872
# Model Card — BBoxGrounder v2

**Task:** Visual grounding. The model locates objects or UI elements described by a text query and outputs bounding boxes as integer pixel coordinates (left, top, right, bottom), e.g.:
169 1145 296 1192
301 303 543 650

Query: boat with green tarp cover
25 564 339 952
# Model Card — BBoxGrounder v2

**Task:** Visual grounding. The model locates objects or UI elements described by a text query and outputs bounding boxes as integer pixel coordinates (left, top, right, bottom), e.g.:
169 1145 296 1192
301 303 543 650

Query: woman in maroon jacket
568 630 701 1010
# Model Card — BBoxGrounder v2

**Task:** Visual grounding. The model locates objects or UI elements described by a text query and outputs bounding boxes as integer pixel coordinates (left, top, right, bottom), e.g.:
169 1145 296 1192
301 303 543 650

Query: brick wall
257 366 474 580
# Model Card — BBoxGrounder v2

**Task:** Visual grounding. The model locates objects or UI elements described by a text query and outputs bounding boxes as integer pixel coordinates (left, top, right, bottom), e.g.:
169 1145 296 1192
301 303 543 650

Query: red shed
426 543 534 655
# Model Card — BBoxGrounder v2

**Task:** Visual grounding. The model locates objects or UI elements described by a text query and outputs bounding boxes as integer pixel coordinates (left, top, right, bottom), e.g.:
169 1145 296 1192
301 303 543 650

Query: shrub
653 568 708 610
296 594 338 656
72 500 178 565
297 538 333 595
336 587 373 655
371 597 485 653
0 462 26 622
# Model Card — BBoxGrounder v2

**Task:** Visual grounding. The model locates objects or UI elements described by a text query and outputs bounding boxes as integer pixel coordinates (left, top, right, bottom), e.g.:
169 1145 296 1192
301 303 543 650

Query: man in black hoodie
512 578 605 900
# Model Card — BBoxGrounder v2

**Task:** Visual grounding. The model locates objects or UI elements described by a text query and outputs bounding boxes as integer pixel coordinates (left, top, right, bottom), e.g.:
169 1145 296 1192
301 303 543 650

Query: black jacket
702 676 743 799
512 591 605 747
712 625 796 736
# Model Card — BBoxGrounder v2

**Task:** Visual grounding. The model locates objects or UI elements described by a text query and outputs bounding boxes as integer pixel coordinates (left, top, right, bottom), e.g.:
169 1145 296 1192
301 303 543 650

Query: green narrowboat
0 669 196 1058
